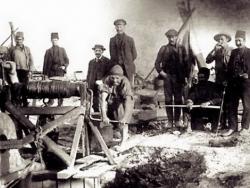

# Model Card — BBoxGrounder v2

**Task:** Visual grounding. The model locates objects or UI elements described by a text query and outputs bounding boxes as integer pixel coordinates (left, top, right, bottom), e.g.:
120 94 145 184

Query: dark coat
109 33 137 82
206 45 233 84
43 46 69 77
155 44 189 84
86 56 111 91
227 47 250 82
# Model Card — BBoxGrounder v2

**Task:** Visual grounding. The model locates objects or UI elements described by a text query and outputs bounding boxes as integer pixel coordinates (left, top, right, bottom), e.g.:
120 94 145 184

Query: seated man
100 65 134 145
186 67 221 131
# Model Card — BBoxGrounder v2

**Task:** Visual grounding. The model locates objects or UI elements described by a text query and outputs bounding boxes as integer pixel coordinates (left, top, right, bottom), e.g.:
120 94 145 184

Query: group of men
155 28 250 137
1 18 249 147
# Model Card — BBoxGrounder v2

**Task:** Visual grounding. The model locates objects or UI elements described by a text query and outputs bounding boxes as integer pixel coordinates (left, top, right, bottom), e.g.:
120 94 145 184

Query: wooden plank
70 179 83 188
58 179 71 188
73 162 115 178
94 178 101 188
82 121 86 157
75 155 105 164
85 178 95 188
20 106 77 115
42 179 57 188
57 168 78 180
69 115 84 168
85 124 90 156
87 121 116 165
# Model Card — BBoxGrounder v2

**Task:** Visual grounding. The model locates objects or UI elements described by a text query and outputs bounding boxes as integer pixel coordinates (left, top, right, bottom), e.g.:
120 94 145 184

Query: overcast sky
1 0 250 78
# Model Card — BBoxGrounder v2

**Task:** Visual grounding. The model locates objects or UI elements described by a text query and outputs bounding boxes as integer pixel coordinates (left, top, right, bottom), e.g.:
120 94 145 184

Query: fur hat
15 31 24 39
235 30 246 40
51 32 59 39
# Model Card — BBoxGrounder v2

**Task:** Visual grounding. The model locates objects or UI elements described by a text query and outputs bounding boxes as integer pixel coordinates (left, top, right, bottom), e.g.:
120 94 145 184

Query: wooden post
87 120 116 165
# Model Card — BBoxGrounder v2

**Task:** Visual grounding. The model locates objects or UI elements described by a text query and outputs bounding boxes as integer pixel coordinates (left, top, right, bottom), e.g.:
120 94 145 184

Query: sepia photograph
1 0 250 187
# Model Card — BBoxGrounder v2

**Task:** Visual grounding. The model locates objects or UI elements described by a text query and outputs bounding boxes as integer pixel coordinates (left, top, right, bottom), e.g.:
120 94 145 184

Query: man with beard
87 44 111 112
206 33 233 129
100 65 134 145
109 19 137 85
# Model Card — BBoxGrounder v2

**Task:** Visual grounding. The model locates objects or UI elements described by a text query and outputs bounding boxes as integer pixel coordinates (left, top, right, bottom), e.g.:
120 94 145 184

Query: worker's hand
159 70 168 79
186 101 193 110
240 73 248 80
201 101 211 108
102 116 110 125
214 43 222 51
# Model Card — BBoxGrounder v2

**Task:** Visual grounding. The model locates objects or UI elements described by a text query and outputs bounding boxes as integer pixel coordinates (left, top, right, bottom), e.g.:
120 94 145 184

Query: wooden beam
19 106 77 115
87 120 116 165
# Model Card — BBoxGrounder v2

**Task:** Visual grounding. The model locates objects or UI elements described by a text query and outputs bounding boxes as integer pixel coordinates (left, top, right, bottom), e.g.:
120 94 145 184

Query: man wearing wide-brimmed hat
206 32 233 85
86 44 111 112
206 32 233 131
109 19 137 85
154 29 189 130
43 32 69 106
223 30 250 136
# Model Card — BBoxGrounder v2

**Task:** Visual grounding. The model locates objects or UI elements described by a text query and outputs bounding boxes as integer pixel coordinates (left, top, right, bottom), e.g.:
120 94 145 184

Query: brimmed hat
0 46 8 54
114 19 127 26
15 31 24 39
235 30 246 40
51 32 59 39
214 33 231 42
165 29 178 37
92 44 106 51
109 65 124 76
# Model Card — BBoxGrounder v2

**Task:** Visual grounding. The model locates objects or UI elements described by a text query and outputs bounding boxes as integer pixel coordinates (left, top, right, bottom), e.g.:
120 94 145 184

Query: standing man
9 31 35 106
223 30 250 136
206 32 233 130
43 32 69 106
155 29 189 129
87 44 111 112
109 19 137 85
100 65 134 145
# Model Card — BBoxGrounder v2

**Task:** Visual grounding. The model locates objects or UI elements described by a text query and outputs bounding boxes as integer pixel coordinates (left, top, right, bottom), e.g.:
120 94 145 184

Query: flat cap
51 32 59 39
92 44 106 51
15 31 24 39
114 19 127 26
165 29 178 37
214 33 231 42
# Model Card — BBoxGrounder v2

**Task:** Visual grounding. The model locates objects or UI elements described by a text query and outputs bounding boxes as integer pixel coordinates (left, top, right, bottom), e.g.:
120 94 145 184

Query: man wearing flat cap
154 29 189 129
87 44 112 112
223 30 250 136
9 31 35 106
100 65 134 145
109 19 137 85
43 32 69 106
206 32 233 130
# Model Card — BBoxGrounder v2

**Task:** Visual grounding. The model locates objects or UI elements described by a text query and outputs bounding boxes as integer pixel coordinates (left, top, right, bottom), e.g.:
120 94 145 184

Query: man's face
115 24 125 34
218 35 228 47
94 48 103 58
168 35 177 46
110 75 122 86
51 38 59 46
198 73 207 82
15 37 24 46
235 37 245 48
